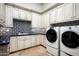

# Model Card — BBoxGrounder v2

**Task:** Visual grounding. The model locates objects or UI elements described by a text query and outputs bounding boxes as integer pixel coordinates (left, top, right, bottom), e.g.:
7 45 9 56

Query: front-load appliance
60 26 79 56
46 27 60 56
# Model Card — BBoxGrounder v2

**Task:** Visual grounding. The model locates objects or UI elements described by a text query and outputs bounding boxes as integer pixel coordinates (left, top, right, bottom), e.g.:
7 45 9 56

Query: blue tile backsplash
11 19 31 35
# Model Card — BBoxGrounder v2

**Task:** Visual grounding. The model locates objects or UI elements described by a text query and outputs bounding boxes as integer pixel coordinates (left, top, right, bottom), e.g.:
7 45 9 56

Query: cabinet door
64 3 74 22
42 35 47 47
13 7 20 19
31 35 36 46
5 5 13 27
17 37 24 50
20 9 27 20
35 35 41 45
20 9 32 21
10 37 18 52
24 36 32 48
32 12 41 28
74 3 79 20
50 8 57 24
0 3 5 25
26 11 32 21
56 5 64 23
42 12 50 28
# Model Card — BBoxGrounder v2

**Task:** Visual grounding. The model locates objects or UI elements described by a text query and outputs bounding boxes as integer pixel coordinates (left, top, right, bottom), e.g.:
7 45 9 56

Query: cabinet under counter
9 34 46 53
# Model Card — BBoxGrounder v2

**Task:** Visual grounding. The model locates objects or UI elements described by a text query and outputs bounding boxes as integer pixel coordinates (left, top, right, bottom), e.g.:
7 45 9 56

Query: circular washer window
46 29 57 43
62 31 79 48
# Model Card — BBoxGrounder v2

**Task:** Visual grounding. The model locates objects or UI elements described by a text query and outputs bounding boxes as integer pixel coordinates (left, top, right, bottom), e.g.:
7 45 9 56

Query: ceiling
7 3 63 14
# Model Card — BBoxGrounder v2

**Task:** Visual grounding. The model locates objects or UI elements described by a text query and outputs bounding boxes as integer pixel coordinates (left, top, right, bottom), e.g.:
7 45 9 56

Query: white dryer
46 27 60 56
60 26 79 56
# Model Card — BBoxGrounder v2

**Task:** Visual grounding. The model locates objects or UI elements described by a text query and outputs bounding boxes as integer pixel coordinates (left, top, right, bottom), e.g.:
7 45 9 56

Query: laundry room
0 1 79 57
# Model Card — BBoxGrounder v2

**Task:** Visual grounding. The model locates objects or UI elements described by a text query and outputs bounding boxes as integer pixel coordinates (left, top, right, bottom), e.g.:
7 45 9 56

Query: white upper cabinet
64 3 74 22
42 12 50 28
49 8 57 24
13 7 32 21
20 9 32 21
13 7 20 19
0 4 5 26
17 37 25 50
74 3 79 20
0 4 5 20
50 3 75 24
25 11 32 21
5 5 13 27
20 9 27 20
32 12 41 28
0 4 13 27
56 5 64 23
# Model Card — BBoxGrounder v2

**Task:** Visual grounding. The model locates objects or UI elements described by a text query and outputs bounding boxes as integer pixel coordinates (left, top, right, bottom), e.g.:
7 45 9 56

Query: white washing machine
46 27 60 56
60 25 79 56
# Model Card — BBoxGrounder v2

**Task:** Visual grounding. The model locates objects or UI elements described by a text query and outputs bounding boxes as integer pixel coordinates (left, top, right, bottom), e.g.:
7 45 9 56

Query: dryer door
46 29 57 43
62 31 79 48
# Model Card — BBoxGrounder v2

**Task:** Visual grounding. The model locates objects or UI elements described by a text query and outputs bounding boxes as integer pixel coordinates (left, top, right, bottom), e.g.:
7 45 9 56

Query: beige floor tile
9 46 48 56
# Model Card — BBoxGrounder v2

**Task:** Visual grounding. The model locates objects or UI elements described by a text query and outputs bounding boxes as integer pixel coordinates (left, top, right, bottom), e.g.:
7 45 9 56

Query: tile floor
9 46 49 56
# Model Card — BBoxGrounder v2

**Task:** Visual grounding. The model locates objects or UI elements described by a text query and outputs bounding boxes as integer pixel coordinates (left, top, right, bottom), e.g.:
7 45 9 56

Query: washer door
46 28 57 43
62 31 79 48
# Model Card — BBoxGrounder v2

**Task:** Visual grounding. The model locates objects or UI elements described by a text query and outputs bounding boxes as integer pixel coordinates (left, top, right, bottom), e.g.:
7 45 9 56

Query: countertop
10 33 46 37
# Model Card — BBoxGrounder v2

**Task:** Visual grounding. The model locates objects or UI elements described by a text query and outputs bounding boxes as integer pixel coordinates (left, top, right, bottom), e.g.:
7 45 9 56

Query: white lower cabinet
10 35 45 52
10 37 18 52
35 35 41 45
41 35 47 47
31 36 36 46
24 36 32 48
17 37 25 50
